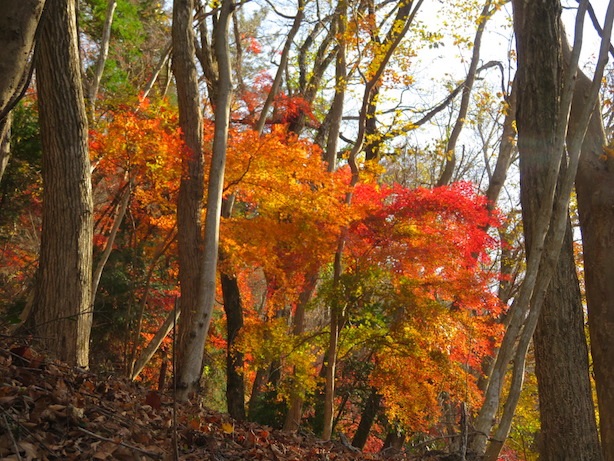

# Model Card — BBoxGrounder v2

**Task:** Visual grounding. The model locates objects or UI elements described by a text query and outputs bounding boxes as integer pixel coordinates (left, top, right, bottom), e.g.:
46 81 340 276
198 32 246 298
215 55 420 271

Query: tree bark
573 17 614 460
532 222 602 461
33 0 93 367
172 0 205 394
221 272 246 421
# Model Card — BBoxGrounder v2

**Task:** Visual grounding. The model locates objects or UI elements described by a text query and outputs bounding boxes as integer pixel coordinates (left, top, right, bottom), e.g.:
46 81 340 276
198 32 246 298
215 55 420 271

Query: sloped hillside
0 340 464 460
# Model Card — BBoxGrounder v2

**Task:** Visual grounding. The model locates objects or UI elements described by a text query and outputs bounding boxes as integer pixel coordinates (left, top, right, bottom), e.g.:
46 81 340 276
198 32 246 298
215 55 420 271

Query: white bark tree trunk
176 0 234 401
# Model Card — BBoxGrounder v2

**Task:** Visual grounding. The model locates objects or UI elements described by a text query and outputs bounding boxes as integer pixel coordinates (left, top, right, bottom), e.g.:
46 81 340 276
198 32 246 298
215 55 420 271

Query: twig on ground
76 426 163 459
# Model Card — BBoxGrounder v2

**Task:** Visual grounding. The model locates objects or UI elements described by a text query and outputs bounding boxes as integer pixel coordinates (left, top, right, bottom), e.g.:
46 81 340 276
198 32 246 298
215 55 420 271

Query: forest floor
0 339 466 461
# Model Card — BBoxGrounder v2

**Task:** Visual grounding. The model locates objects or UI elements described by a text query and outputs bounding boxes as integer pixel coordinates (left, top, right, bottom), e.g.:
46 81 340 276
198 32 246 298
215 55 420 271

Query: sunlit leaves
90 98 183 237
322 180 504 432
221 125 351 301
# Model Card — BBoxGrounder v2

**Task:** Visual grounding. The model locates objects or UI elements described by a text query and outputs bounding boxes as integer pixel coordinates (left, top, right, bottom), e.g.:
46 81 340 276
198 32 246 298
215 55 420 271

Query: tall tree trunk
573 11 614 457
221 272 246 421
475 0 604 456
485 0 600 460
176 0 234 400
172 0 205 392
33 0 93 367
514 7 600 457
532 221 602 461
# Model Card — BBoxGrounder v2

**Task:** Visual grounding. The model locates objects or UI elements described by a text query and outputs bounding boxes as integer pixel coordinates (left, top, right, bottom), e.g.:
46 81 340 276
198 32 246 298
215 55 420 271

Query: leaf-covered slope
0 341 462 460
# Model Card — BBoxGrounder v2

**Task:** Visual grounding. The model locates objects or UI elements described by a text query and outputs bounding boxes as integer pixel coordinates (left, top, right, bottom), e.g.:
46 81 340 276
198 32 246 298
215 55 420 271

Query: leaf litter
0 340 459 460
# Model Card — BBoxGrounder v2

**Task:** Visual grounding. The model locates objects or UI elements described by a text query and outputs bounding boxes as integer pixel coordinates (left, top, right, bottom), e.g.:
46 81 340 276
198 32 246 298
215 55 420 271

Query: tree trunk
510 1 601 459
0 0 45 123
436 0 493 186
283 272 318 431
322 304 341 440
533 222 602 460
0 114 11 184
475 0 603 455
221 272 246 421
574 24 614 460
176 0 234 400
247 367 267 421
171 0 205 393
381 429 405 453
131 304 181 380
86 0 117 119
351 387 382 450
33 0 93 367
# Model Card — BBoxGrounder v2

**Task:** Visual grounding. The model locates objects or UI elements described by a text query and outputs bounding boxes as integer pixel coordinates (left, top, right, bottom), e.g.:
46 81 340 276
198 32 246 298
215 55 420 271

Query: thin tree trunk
141 43 171 101
91 181 130 307
176 0 234 400
283 272 318 431
484 79 517 209
437 0 493 186
322 298 341 440
172 0 205 395
324 0 347 172
128 228 177 377
87 0 117 119
254 0 304 134
33 0 93 367
0 114 11 184
131 301 181 380
221 272 246 421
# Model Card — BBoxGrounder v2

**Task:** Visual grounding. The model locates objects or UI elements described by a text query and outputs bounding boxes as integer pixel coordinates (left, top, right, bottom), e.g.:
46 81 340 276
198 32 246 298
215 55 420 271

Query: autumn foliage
2 94 505 451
